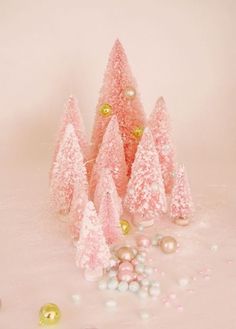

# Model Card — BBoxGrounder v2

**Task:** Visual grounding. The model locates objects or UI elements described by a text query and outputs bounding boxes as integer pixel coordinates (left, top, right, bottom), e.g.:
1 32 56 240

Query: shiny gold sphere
116 246 135 261
39 303 61 326
99 103 112 117
120 219 131 235
124 86 136 99
160 236 177 254
132 126 144 139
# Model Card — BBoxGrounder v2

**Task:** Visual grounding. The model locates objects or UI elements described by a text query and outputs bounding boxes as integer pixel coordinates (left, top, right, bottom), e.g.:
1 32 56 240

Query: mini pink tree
93 168 122 215
50 124 87 215
170 164 194 222
90 39 146 176
90 115 128 198
50 95 89 179
124 127 167 226
76 201 111 281
148 97 175 194
99 192 122 245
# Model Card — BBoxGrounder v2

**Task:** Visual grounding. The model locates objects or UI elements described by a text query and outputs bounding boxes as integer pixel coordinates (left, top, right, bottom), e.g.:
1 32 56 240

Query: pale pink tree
93 168 122 215
50 95 89 179
170 164 194 220
148 97 175 194
50 124 87 215
99 192 122 245
76 201 111 280
90 115 128 198
124 128 167 226
90 39 146 176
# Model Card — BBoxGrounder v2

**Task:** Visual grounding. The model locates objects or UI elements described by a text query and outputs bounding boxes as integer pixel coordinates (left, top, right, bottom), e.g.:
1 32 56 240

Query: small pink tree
50 124 87 215
76 201 111 280
124 128 167 226
170 165 194 220
90 39 146 176
93 168 122 215
90 115 128 198
99 192 122 245
148 97 175 194
50 95 89 179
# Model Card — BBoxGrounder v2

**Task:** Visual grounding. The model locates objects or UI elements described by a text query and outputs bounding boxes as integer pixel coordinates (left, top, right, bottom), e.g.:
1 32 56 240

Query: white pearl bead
141 278 150 287
135 264 145 273
118 281 129 292
71 294 81 304
129 281 140 293
105 299 117 308
98 280 107 290
107 278 119 290
136 255 145 263
149 286 160 297
140 311 150 320
211 244 219 252
108 270 117 278
144 266 153 275
178 277 189 287
151 280 160 287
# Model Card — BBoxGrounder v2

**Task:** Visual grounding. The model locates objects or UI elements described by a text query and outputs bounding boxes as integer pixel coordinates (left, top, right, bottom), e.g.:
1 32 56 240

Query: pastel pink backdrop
0 1 235 329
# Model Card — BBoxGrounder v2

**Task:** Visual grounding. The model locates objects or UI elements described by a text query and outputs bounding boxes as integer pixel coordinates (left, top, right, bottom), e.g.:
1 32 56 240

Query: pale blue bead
118 281 129 292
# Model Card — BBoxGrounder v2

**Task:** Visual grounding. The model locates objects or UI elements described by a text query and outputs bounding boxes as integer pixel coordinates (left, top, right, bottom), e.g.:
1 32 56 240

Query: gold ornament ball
39 303 61 326
99 103 112 117
132 127 144 139
116 246 135 261
160 236 177 254
124 86 136 99
120 219 131 235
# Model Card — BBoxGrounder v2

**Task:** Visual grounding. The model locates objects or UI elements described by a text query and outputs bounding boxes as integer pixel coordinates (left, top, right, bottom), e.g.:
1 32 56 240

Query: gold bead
120 219 131 235
39 303 61 326
124 86 136 99
132 127 144 139
116 246 135 261
99 103 112 117
160 236 177 254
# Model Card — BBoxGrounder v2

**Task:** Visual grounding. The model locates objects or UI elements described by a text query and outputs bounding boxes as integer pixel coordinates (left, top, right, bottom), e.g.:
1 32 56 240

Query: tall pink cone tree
90 116 128 198
50 124 87 215
50 95 89 179
148 97 175 194
90 39 146 176
76 201 111 272
93 168 122 215
124 128 167 224
99 192 122 245
170 165 194 219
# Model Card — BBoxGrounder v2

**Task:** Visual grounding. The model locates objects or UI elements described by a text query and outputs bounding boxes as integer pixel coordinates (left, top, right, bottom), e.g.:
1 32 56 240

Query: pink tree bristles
90 115 128 198
93 168 122 215
50 123 88 215
50 95 89 180
99 191 122 245
170 165 194 219
76 201 111 271
148 97 175 194
90 39 146 176
124 127 167 222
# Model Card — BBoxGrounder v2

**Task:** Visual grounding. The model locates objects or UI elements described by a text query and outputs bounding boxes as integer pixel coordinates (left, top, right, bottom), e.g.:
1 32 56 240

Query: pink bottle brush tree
50 123 87 215
170 164 194 225
93 168 122 215
90 39 146 176
148 97 175 194
124 127 167 227
99 191 122 245
90 115 128 198
76 201 111 281
50 95 89 179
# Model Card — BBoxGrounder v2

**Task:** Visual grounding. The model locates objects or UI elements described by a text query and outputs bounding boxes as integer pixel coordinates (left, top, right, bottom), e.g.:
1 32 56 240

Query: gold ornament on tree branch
99 103 112 117
120 219 131 235
132 126 144 139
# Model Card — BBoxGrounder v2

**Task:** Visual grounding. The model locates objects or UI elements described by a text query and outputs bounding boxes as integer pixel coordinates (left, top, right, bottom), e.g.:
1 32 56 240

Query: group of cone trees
49 40 194 274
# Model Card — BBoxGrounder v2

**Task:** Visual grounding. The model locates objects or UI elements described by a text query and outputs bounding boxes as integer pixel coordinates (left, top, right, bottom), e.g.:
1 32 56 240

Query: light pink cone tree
90 116 128 198
90 39 146 176
99 192 122 245
50 95 89 179
148 97 175 194
124 128 167 224
170 165 194 219
93 168 122 215
50 124 87 215
76 201 111 273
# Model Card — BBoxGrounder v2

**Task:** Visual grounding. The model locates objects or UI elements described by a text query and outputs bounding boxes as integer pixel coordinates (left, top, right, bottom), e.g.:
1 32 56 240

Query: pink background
0 1 235 328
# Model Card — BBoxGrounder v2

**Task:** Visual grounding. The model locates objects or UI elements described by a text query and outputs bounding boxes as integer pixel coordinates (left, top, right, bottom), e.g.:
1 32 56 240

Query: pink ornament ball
119 261 134 272
118 270 134 283
136 235 151 249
